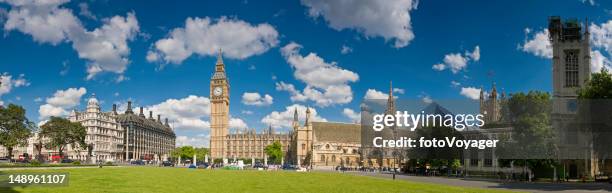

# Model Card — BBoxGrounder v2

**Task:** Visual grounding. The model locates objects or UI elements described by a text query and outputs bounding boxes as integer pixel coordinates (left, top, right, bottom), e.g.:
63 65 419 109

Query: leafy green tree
409 125 464 174
194 147 209 163
0 104 33 160
171 146 197 161
497 91 557 179
264 141 283 164
40 117 87 158
577 68 612 173
578 68 612 98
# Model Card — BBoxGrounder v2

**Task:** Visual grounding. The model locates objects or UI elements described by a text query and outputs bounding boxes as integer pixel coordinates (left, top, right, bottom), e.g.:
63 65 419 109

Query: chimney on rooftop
125 101 133 114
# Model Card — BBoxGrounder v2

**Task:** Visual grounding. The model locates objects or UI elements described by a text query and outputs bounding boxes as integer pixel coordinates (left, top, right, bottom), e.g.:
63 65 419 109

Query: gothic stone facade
209 52 292 161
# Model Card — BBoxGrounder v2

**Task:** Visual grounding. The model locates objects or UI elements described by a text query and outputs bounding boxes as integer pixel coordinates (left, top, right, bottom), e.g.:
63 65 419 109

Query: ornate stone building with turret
67 94 124 162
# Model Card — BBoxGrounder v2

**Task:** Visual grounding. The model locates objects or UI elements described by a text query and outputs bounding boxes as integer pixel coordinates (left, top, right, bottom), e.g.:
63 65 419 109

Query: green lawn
1 167 520 193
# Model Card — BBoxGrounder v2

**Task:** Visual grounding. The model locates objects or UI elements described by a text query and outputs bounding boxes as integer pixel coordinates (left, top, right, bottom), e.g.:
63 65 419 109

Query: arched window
331 155 336 162
564 50 579 87
320 155 325 162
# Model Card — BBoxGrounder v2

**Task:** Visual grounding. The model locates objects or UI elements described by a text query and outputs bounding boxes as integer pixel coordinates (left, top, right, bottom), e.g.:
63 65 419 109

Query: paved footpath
348 172 612 193
0 166 123 171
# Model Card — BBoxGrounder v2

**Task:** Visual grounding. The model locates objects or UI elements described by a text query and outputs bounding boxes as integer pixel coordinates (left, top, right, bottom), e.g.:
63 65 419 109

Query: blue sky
1 0 611 147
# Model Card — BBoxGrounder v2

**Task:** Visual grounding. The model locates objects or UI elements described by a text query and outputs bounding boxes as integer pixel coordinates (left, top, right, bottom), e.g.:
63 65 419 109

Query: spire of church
292 107 299 129
305 107 311 126
386 81 395 114
490 82 497 99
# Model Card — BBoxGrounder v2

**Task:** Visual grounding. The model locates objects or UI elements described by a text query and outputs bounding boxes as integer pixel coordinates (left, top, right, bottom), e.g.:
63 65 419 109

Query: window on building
320 155 325 162
470 149 479 166
484 149 493 167
564 50 579 87
325 144 330 149
331 155 336 162
301 143 306 151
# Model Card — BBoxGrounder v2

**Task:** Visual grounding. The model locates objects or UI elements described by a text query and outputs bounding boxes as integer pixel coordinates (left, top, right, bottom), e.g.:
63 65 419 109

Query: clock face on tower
214 86 223 96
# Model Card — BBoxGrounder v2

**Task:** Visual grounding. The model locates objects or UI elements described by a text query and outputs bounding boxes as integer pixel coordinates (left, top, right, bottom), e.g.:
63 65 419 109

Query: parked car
162 161 174 167
188 164 197 169
282 164 298 170
131 160 145 165
595 172 610 182
197 163 209 169
0 157 10 163
61 159 74 163
253 162 266 169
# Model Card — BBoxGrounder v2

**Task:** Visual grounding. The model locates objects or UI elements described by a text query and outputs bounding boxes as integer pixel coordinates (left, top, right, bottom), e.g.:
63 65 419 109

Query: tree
497 91 557 179
194 148 209 163
264 141 283 164
171 146 196 162
577 68 612 174
578 68 612 99
40 117 87 158
0 104 33 160
409 125 465 175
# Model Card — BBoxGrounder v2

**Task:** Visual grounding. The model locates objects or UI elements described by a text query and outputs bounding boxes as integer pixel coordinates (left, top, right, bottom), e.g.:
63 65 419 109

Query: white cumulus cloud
176 134 209 148
2 0 140 80
364 89 389 99
342 108 360 123
460 87 481 100
278 42 359 107
432 46 480 74
521 29 552 59
301 0 417 48
229 117 248 129
591 50 611 72
144 95 211 131
261 104 326 129
241 92 273 106
147 17 279 64
0 73 30 102
38 87 87 120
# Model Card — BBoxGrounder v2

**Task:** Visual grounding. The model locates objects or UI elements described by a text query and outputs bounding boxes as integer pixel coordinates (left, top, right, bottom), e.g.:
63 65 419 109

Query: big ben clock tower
210 50 230 160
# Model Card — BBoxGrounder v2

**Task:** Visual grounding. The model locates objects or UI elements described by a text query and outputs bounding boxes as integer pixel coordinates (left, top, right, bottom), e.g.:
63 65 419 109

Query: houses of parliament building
208 51 363 168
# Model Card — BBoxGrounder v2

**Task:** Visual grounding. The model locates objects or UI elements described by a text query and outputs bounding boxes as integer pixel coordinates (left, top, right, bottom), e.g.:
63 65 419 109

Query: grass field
0 167 521 193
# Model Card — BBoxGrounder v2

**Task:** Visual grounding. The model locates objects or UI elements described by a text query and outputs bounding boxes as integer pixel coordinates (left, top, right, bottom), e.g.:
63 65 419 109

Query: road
349 172 612 193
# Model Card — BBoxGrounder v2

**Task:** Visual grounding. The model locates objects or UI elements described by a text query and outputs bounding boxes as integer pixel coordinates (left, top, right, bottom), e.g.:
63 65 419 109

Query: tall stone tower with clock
210 50 230 160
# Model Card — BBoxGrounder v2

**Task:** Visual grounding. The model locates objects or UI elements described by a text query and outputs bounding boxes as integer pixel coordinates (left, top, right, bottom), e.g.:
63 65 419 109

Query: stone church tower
210 50 230 160
549 16 591 114
548 16 595 178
